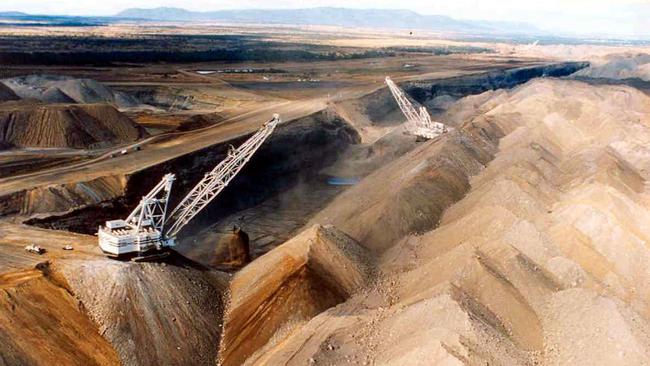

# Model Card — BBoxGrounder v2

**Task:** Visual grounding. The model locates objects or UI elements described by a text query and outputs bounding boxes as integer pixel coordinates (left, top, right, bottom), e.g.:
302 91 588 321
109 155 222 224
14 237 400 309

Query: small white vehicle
25 244 45 254
63 245 74 251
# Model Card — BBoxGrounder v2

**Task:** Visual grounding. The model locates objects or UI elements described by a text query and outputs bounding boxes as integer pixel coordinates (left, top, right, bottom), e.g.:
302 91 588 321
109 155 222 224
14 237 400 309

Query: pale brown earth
0 221 230 366
573 52 650 81
0 101 147 149
1 75 139 107
176 113 227 132
178 103 417 267
0 57 538 219
220 225 373 365
2 24 649 365
0 268 121 366
514 44 650 63
0 222 118 365
218 78 650 365
57 256 228 366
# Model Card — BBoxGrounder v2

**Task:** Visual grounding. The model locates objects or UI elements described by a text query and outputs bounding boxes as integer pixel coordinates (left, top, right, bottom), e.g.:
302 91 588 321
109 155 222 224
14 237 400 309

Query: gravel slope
221 78 650 365
0 102 147 149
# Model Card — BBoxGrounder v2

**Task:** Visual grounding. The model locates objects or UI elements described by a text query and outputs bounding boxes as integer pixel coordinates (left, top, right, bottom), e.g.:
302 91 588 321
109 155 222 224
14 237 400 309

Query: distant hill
0 12 109 26
0 11 28 17
115 7 541 35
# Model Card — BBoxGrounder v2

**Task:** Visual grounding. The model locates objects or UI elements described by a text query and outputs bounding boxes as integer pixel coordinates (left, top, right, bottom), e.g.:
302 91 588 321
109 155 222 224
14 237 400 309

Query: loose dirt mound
0 83 19 102
0 101 148 149
224 79 650 364
379 78 650 365
25 175 128 216
41 87 76 103
0 268 120 366
309 121 500 252
220 224 373 366
56 254 229 366
574 53 650 81
1 75 139 107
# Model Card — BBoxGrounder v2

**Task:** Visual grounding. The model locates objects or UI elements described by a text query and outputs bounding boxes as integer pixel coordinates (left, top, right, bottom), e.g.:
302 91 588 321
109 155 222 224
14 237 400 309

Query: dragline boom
97 114 280 257
165 114 279 238
385 76 447 139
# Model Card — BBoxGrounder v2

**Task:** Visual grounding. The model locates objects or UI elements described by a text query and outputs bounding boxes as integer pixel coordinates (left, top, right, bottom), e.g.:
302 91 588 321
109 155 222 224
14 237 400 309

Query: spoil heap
220 224 373 365
574 53 650 81
0 102 147 149
2 75 138 107
57 255 229 366
220 78 650 364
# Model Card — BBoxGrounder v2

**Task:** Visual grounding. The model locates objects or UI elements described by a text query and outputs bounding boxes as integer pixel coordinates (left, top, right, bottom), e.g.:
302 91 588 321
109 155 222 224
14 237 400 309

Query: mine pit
6 29 639 364
2 7 650 365
24 109 361 266
19 64 586 269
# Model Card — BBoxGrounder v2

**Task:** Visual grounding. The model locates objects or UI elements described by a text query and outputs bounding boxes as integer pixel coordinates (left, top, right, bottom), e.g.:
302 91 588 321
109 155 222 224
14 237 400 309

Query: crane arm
164 114 280 238
124 173 175 238
385 76 421 127
385 76 447 139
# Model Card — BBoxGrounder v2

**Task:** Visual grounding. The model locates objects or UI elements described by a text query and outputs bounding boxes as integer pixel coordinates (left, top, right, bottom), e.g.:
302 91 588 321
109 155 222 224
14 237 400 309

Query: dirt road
0 65 539 199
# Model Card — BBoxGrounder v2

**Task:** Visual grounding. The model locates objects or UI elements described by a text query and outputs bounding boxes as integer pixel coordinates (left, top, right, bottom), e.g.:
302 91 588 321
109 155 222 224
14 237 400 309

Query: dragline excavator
97 114 280 258
385 76 447 139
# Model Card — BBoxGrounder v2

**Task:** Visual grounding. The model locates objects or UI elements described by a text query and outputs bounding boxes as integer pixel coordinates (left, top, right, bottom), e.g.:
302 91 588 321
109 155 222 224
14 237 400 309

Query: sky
2 0 650 37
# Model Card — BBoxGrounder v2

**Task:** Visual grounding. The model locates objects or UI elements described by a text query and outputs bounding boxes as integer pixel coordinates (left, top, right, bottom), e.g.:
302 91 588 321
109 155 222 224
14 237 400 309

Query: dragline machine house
385 76 447 139
97 114 280 257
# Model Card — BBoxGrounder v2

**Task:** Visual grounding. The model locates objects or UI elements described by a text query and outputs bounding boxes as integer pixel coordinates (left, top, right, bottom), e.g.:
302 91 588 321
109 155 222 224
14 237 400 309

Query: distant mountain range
114 7 541 35
0 12 110 26
0 11 27 17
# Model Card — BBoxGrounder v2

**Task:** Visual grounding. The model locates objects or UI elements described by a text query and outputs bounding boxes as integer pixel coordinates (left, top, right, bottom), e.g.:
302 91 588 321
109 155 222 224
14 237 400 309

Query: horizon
1 1 650 38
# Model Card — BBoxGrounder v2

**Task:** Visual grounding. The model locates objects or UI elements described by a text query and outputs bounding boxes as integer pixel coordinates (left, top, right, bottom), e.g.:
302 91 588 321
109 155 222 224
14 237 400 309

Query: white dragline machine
98 114 280 259
385 76 447 139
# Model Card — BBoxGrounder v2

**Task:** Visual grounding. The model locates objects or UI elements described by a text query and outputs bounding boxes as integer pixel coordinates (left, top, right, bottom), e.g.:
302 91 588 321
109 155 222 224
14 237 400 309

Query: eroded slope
0 268 120 366
0 222 231 366
222 78 650 365
2 75 138 107
56 255 228 366
0 101 147 149
220 224 373 365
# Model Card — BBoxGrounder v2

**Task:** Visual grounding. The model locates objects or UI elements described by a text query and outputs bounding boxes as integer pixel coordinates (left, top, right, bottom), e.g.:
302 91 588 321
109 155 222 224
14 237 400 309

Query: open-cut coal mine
1 9 650 366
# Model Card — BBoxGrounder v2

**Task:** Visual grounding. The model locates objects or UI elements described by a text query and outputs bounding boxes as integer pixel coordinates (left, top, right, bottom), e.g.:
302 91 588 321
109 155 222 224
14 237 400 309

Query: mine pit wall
0 174 129 220
21 110 360 235
299 62 589 253
219 111 518 364
362 62 589 125
572 75 650 94
7 62 586 231
178 110 360 235
219 80 559 364
217 64 588 364
309 114 509 254
219 225 373 366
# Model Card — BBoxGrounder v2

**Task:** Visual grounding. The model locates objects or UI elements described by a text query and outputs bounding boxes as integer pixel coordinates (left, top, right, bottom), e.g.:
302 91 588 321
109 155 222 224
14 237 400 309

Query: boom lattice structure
97 114 280 257
385 76 447 139
165 116 278 238
125 173 175 238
